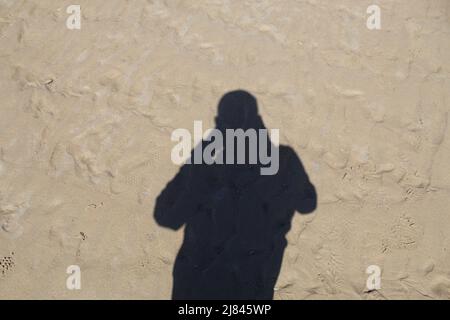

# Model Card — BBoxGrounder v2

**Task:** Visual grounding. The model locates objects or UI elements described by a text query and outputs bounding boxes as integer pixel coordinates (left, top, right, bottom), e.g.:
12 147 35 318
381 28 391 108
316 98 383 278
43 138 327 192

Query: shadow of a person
154 90 317 300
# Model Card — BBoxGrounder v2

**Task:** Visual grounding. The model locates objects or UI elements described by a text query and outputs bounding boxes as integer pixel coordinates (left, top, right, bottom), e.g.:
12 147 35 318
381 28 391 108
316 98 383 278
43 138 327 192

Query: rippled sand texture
0 0 449 299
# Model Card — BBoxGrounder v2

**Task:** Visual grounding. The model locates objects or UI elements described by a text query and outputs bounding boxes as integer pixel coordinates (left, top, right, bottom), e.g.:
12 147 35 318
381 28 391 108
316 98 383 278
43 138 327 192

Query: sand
0 0 449 299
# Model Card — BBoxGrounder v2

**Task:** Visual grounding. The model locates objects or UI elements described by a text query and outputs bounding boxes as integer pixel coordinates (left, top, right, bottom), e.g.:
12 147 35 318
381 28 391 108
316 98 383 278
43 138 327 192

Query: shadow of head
216 90 264 131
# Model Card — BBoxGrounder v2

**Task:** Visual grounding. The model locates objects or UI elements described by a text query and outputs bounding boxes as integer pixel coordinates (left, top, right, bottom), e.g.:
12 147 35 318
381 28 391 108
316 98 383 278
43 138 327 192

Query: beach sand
0 0 449 299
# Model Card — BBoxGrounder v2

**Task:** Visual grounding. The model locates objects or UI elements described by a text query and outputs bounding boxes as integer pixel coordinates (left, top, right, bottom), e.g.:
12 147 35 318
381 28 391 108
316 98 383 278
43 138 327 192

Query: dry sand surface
0 0 450 299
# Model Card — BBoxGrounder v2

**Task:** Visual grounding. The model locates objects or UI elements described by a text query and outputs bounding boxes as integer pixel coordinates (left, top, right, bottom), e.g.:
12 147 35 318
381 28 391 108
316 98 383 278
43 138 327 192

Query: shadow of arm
285 147 317 214
295 180 317 214
154 165 197 230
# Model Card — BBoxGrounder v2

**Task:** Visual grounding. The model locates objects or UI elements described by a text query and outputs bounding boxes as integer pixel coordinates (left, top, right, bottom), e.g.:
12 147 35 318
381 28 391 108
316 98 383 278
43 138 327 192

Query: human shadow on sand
154 90 317 299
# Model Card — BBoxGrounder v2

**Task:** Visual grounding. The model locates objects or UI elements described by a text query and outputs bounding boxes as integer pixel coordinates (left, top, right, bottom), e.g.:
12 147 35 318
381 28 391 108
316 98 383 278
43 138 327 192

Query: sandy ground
0 0 449 299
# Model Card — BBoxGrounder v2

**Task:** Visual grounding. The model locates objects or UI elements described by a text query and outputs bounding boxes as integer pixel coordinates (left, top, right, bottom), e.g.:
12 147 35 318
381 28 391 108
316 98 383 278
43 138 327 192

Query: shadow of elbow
153 198 183 230
298 184 317 214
